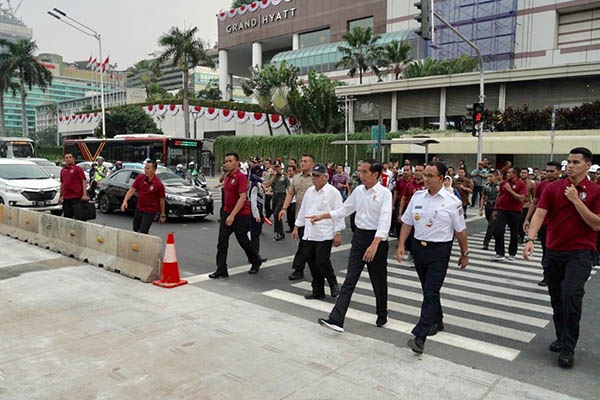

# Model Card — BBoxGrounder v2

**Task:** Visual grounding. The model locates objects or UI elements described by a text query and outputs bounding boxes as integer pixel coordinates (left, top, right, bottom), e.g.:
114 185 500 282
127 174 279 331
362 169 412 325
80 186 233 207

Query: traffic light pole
432 10 485 162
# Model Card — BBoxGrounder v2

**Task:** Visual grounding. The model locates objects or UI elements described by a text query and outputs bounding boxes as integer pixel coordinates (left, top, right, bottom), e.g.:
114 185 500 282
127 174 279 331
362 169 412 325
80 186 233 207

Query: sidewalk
0 235 581 400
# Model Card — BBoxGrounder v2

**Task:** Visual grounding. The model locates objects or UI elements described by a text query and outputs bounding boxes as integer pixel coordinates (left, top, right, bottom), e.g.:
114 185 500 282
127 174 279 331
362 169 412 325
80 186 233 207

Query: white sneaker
506 255 515 261
405 254 414 263
491 254 505 261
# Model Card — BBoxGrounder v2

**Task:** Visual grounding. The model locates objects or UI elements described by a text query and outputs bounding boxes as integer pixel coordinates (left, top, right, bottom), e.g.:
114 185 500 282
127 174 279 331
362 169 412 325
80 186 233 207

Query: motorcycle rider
175 164 186 178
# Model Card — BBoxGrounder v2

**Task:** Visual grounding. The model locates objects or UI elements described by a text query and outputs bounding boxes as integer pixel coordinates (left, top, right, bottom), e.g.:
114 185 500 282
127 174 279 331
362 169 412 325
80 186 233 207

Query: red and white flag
86 55 93 68
94 61 101 72
88 57 97 70
102 56 110 73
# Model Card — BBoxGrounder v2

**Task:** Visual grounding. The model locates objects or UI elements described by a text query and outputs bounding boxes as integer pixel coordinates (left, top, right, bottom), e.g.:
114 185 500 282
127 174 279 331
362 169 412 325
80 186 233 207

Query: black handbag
73 201 96 221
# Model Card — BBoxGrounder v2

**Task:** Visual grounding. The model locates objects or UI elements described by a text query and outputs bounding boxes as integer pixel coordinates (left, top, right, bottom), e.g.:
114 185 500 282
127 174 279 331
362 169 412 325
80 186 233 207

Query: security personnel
311 159 392 332
524 147 600 369
397 161 469 354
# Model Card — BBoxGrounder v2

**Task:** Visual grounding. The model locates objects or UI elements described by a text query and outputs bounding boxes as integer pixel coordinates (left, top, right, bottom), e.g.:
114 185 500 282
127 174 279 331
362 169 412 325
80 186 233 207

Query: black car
96 168 214 219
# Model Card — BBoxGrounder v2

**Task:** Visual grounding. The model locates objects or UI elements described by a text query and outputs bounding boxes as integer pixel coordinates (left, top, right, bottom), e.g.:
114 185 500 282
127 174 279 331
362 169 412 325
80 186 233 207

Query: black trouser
546 250 593 352
411 240 453 341
328 229 388 326
264 194 272 219
133 209 155 234
483 202 496 246
406 226 415 254
305 239 337 295
272 192 286 236
519 207 529 241
249 215 263 257
390 207 399 236
286 203 296 232
350 212 356 232
62 198 81 219
539 225 548 277
216 212 262 274
292 226 308 273
494 210 521 256
471 185 483 207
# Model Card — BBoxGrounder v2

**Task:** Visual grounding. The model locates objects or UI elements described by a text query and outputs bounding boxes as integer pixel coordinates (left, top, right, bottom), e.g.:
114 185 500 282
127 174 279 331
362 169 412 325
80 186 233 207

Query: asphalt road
91 195 600 400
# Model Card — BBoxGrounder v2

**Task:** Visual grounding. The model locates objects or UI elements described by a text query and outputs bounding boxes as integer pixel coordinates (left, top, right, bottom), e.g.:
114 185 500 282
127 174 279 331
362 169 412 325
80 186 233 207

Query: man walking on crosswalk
524 147 600 368
397 161 469 354
310 159 392 332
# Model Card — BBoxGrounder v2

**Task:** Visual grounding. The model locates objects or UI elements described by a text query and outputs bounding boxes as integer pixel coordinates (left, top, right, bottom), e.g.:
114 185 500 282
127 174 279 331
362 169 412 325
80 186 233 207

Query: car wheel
98 195 112 214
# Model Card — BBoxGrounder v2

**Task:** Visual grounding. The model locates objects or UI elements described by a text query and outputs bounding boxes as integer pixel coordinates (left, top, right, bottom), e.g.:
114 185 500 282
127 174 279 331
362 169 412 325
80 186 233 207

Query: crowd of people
210 148 599 369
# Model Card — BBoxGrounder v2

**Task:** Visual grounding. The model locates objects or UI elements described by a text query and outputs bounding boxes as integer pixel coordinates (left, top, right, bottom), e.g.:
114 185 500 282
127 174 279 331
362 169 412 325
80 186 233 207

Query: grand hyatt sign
226 8 297 34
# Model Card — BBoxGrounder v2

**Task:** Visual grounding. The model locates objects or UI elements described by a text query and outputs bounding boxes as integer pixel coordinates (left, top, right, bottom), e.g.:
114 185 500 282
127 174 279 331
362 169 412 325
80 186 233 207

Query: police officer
396 161 469 354
524 147 600 368
311 159 392 332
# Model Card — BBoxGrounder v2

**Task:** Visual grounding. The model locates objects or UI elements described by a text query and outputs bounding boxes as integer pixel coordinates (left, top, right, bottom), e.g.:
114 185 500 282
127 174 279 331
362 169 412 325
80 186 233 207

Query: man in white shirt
293 163 345 299
310 159 392 332
397 161 469 354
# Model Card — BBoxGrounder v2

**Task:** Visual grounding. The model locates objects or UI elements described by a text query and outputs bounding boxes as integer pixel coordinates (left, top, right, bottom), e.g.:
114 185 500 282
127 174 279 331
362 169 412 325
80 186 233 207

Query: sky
20 0 232 70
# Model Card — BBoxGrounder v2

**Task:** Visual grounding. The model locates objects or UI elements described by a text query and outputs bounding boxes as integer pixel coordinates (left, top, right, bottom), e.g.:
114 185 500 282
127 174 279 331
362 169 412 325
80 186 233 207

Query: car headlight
6 185 23 194
166 194 186 202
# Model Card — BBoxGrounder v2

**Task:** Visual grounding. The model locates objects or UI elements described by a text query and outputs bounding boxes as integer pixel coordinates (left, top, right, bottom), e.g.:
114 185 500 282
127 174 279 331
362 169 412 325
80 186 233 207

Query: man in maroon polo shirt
121 161 166 234
524 147 600 369
523 161 561 286
59 152 88 218
391 165 413 237
492 167 527 261
398 164 425 262
209 152 262 279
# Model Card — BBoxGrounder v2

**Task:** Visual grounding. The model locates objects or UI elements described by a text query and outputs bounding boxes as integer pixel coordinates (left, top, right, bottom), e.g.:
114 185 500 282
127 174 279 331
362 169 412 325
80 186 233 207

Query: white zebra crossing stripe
388 260 550 300
388 258 549 300
263 289 521 361
445 258 547 287
449 251 544 275
446 257 542 282
457 243 544 262
339 270 549 327
292 281 537 343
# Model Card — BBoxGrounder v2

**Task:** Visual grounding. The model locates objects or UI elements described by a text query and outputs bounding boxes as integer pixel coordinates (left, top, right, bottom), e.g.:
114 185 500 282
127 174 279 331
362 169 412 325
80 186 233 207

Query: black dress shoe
261 257 268 263
549 340 563 353
330 283 339 298
428 322 445 336
538 279 548 287
304 293 326 300
376 315 387 327
482 245 489 250
558 350 574 368
288 270 304 280
285 229 293 233
407 337 425 354
208 271 229 279
274 234 285 241
318 318 344 332
248 262 261 274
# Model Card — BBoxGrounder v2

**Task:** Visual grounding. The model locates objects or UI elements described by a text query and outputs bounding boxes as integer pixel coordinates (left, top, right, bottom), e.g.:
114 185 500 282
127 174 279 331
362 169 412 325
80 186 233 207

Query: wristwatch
525 237 535 243
160 214 166 217
461 251 470 256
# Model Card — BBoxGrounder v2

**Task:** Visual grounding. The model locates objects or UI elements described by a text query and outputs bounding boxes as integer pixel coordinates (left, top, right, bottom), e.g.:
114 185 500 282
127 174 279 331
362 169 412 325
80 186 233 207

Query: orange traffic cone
153 233 188 288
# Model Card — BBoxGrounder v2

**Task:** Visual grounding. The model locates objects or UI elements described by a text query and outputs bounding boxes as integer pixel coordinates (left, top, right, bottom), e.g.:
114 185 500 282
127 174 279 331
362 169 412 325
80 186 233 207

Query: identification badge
414 213 421 221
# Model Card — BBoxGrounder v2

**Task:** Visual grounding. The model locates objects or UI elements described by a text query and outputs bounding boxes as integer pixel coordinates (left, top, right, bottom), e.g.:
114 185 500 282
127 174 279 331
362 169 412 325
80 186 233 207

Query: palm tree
155 27 215 138
0 56 19 137
380 40 412 80
336 27 381 84
127 60 162 99
0 39 52 137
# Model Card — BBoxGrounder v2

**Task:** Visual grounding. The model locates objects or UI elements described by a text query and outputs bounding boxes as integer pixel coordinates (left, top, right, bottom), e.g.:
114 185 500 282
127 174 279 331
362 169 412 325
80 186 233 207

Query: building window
558 8 600 49
348 16 373 31
299 28 330 49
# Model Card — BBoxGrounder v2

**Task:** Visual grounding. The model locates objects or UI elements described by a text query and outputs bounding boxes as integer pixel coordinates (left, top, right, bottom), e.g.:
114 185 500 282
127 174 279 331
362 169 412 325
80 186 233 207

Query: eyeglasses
423 173 438 178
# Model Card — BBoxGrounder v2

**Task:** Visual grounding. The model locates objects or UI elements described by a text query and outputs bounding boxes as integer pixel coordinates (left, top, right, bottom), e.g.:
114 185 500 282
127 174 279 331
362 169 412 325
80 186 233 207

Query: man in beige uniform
279 154 315 280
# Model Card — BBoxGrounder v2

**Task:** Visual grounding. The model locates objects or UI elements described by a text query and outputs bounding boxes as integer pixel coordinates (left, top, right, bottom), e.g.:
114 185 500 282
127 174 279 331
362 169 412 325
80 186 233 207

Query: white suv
0 159 62 214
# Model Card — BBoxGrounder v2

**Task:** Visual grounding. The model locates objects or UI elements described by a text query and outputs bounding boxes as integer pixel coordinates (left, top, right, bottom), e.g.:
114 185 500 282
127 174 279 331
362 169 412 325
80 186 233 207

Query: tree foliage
94 105 162 138
127 59 162 100
196 79 222 101
0 39 52 137
155 26 215 138
0 54 19 137
378 40 411 80
289 71 344 134
403 55 479 79
336 27 381 84
30 127 58 147
231 0 253 7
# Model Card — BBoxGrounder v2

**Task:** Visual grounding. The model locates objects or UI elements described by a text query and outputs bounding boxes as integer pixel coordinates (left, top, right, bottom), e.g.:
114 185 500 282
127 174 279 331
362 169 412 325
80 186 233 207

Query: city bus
63 135 204 168
0 137 35 158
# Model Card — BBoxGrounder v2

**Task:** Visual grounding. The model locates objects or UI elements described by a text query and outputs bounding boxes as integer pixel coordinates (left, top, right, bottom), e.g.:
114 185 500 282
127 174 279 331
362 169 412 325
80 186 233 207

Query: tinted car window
157 172 192 187
112 171 130 184
0 164 49 179
128 171 140 184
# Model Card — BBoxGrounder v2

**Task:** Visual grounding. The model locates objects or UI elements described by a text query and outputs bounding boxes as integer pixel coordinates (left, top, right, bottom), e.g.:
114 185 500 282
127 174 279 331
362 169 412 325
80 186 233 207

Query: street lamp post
48 8 106 139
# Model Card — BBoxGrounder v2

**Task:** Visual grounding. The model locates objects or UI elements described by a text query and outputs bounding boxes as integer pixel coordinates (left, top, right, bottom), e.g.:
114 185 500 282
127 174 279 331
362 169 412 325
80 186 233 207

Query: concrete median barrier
0 205 19 237
111 230 162 282
0 205 163 283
